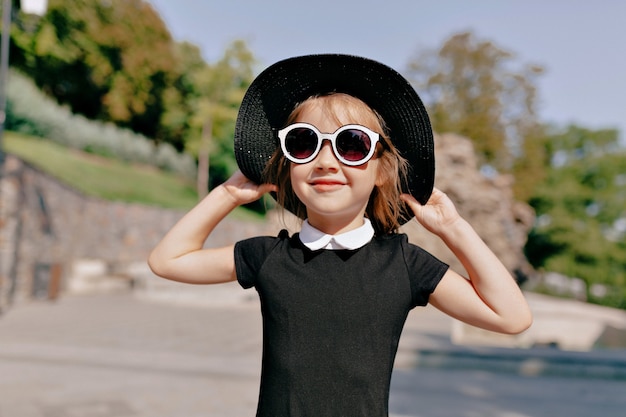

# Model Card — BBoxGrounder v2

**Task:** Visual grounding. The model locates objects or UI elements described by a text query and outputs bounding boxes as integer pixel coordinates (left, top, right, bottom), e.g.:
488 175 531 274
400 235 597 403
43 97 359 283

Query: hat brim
234 54 434 210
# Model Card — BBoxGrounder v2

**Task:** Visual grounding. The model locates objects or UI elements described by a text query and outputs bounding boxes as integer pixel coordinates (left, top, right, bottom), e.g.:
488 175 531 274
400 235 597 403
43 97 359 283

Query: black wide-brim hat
234 54 435 207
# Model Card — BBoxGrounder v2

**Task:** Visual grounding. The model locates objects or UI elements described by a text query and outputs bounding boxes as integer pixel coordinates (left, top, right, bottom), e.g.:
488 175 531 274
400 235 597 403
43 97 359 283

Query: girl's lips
309 179 346 192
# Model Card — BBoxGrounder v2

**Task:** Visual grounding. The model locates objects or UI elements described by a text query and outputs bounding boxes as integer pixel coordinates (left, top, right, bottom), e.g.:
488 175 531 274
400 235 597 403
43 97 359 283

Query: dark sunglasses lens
285 128 318 159
336 130 371 161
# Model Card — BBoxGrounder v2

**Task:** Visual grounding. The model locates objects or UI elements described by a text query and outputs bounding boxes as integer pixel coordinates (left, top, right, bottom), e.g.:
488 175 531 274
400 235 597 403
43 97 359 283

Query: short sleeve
234 230 289 289
400 235 449 307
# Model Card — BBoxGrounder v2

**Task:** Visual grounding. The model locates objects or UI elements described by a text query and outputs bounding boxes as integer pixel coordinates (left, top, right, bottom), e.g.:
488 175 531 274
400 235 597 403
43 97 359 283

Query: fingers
400 193 423 221
258 182 278 194
401 187 444 205
223 170 278 204
400 193 416 203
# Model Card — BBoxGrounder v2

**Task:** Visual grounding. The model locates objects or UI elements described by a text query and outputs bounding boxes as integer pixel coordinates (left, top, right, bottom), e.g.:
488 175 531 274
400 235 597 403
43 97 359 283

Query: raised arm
148 170 277 285
401 189 532 334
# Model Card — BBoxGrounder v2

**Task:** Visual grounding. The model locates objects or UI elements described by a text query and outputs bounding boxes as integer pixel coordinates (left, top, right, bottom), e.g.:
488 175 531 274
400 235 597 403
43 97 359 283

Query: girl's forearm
439 218 532 328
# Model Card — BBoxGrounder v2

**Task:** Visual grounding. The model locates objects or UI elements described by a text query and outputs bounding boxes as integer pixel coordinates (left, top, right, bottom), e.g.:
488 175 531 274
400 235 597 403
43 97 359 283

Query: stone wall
0 154 276 310
402 133 536 280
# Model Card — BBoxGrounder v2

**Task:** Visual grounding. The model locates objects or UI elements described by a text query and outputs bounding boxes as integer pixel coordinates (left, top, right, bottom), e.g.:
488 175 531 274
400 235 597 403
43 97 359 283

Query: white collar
299 218 375 251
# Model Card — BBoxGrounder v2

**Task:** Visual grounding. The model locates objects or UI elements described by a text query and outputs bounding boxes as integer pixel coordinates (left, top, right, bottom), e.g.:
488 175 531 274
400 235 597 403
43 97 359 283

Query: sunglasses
277 123 381 166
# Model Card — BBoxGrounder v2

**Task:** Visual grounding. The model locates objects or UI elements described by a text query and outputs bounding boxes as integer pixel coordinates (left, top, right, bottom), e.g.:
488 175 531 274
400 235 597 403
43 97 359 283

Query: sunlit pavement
1 291 625 417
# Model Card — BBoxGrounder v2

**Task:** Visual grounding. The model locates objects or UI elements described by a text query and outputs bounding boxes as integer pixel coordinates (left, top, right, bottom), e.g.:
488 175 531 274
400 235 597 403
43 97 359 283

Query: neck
306 214 365 235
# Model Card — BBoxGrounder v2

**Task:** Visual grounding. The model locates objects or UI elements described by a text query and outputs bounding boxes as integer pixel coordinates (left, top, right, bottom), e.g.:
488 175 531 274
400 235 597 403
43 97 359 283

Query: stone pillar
0 155 22 312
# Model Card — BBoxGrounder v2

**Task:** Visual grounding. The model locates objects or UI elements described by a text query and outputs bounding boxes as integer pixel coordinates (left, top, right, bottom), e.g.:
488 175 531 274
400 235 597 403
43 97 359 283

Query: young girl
149 54 532 417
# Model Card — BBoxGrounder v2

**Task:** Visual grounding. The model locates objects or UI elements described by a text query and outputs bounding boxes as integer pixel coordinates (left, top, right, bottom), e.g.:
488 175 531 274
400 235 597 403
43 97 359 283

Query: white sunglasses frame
277 123 381 166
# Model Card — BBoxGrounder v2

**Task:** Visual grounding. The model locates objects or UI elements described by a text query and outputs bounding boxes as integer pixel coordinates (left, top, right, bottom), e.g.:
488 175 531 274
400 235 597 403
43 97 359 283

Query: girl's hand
221 170 278 206
401 188 461 236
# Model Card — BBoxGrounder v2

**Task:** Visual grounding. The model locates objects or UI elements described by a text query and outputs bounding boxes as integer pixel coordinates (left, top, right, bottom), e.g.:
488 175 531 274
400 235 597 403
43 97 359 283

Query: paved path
0 293 265 417
1 291 626 417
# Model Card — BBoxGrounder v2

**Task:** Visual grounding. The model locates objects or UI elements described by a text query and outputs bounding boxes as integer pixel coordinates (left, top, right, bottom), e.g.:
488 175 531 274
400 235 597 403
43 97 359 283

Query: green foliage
10 0 255 189
11 0 177 142
525 126 626 309
6 69 196 177
11 0 256 195
175 40 255 194
510 124 550 202
405 31 544 176
183 40 254 155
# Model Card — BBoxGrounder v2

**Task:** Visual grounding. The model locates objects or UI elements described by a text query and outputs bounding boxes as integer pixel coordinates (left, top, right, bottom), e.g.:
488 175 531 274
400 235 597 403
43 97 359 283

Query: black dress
235 230 448 417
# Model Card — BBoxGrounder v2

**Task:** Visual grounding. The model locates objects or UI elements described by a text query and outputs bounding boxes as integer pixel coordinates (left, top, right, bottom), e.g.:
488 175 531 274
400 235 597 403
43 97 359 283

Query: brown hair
263 93 410 235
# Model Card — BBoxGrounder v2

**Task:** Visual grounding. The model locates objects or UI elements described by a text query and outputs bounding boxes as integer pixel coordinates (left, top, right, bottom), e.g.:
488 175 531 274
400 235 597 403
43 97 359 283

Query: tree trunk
196 117 212 199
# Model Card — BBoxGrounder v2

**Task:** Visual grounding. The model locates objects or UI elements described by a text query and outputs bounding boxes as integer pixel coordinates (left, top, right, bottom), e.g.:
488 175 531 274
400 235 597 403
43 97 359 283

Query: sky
148 0 625 142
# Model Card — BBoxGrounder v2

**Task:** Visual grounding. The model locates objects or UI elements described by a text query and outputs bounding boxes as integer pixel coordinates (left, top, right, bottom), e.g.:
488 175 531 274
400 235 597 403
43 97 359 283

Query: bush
6 70 196 178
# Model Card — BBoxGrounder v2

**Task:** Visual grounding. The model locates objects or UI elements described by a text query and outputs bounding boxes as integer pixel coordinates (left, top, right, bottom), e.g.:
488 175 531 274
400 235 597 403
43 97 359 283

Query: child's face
288 100 381 232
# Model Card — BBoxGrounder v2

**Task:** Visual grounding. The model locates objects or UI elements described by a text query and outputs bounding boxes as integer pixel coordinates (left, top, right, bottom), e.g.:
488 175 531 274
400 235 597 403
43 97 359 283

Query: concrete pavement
0 292 263 417
1 282 626 417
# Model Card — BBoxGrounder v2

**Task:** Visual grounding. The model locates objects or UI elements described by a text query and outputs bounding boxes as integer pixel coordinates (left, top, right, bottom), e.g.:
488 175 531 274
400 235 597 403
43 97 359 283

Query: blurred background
0 1 625 416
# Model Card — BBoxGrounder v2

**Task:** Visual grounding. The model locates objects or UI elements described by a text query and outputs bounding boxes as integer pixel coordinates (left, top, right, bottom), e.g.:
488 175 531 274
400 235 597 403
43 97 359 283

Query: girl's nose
314 141 339 170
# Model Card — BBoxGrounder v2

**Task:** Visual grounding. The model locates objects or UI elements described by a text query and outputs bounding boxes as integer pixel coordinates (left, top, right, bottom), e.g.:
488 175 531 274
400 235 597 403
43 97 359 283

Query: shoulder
373 232 408 243
235 229 293 254
373 232 439 259
235 229 301 267
234 229 301 289
371 232 411 251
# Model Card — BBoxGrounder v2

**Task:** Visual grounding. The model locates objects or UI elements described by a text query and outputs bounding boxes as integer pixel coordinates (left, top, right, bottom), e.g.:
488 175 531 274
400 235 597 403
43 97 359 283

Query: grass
3 132 269 221
3 131 199 210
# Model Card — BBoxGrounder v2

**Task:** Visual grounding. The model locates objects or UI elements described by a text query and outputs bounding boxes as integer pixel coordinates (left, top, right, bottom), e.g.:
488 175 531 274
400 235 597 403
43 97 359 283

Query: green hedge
6 70 196 179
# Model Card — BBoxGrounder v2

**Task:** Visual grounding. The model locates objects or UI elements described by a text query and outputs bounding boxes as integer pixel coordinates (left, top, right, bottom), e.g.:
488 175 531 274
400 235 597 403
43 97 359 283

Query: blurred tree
405 31 544 178
510 122 550 202
179 40 255 196
11 0 177 141
157 41 206 153
526 125 626 308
